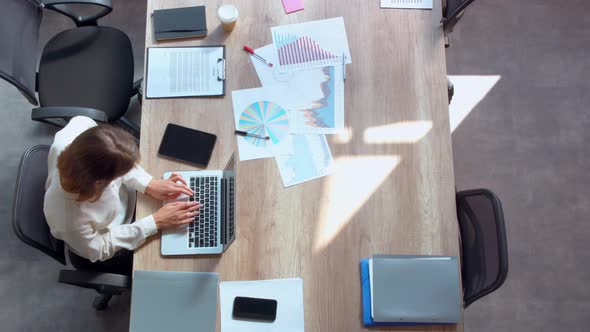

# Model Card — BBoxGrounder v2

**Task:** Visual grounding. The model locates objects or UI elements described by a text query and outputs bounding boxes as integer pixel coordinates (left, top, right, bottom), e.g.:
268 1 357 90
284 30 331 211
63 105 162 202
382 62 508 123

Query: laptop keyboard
228 177 235 239
188 176 218 248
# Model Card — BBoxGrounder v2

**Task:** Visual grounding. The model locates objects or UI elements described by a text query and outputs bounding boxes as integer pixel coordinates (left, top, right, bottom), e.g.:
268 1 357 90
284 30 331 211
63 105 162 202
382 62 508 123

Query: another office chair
448 77 454 104
12 145 131 310
442 0 477 48
0 0 141 136
456 188 509 307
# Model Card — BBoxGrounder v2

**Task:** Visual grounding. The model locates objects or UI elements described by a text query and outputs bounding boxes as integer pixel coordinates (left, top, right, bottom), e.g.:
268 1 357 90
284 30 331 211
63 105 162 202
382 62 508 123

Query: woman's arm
121 164 153 194
60 215 158 262
53 201 201 262
124 167 194 201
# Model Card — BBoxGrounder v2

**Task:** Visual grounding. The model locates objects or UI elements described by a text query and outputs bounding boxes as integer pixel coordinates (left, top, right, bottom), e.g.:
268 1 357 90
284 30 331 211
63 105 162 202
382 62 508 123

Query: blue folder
360 258 401 327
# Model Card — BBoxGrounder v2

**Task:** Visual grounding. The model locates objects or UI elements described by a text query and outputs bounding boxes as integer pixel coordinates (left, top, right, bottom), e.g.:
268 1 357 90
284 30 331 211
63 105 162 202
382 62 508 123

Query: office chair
442 0 477 48
448 77 454 104
456 188 509 308
12 145 131 310
0 0 141 137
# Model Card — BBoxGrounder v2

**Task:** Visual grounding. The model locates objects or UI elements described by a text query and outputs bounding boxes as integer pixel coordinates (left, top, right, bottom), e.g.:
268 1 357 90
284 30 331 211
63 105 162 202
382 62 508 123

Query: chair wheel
92 294 112 311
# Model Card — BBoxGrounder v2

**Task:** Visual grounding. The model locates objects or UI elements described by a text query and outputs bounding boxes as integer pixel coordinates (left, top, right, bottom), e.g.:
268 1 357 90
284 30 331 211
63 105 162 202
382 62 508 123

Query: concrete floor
447 0 590 331
0 0 588 331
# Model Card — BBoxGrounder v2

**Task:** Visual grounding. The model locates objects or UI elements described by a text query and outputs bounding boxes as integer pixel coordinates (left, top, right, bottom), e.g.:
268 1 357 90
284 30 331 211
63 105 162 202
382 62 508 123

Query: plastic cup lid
217 5 238 22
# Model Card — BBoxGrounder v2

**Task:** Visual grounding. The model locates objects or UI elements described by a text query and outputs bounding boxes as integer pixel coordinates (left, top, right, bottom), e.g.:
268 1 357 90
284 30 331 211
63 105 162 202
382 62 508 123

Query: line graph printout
271 17 351 73
232 86 303 161
250 44 344 134
275 134 335 187
288 65 344 134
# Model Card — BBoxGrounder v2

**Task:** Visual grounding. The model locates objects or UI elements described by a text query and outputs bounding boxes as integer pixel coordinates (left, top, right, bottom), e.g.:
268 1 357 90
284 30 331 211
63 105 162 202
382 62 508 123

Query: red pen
243 45 273 67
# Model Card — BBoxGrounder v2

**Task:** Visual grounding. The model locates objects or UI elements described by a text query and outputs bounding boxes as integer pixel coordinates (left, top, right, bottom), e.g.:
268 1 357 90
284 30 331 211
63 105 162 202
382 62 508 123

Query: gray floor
0 0 588 331
447 0 590 331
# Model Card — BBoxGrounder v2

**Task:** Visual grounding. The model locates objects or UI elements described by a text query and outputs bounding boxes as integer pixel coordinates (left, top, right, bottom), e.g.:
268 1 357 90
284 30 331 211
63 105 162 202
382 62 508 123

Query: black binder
153 6 207 41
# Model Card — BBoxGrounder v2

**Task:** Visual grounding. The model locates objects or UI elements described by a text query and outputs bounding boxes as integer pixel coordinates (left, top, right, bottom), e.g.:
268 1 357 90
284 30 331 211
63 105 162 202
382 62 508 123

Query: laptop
368 255 461 324
130 271 218 332
161 153 236 255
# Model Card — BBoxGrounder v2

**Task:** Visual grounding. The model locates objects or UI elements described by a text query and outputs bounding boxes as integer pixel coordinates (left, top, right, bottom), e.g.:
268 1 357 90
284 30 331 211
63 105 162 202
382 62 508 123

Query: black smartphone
158 123 216 167
232 296 278 322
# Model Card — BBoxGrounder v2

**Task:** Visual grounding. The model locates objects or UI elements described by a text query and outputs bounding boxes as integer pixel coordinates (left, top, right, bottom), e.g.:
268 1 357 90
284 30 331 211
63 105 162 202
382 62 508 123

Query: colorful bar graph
273 33 338 67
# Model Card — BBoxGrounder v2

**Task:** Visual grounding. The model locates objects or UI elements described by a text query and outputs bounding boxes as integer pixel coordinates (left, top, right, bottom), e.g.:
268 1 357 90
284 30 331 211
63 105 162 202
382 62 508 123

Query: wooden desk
135 1 461 331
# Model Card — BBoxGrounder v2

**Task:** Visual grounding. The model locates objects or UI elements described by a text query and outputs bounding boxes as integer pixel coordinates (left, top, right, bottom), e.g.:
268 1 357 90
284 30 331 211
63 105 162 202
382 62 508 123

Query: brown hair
58 125 139 202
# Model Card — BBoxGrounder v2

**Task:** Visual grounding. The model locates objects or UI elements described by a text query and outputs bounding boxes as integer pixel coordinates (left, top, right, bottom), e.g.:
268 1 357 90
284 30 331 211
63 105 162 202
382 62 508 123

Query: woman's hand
145 173 194 201
153 201 201 230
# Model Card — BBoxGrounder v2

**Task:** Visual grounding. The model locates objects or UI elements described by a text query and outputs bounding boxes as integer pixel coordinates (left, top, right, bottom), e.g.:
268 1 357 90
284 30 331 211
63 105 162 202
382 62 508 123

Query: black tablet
158 123 216 167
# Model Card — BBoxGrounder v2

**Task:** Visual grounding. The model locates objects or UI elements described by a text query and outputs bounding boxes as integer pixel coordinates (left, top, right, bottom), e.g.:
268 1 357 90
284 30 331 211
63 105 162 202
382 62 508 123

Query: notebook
153 6 207 41
145 46 226 98
380 0 433 9
129 270 218 332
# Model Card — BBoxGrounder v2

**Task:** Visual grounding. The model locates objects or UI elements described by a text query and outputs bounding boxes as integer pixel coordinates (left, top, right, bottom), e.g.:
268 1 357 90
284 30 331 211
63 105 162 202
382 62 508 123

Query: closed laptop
130 271 218 332
371 255 462 324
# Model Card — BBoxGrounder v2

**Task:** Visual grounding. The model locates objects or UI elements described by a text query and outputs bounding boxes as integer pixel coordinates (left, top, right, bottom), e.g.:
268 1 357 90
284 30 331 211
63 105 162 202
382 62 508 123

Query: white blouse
44 116 158 262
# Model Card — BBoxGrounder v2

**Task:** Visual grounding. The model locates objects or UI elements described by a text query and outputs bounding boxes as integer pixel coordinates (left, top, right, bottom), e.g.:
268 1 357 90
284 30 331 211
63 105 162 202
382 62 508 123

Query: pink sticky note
282 0 304 14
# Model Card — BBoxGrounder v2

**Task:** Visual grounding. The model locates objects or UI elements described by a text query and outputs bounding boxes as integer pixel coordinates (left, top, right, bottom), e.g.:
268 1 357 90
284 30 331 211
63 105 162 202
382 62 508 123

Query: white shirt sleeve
121 164 153 193
57 214 158 262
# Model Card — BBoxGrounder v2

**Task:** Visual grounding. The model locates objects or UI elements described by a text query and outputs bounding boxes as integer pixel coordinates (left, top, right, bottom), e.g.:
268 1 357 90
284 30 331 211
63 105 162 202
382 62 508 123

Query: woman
44 116 200 273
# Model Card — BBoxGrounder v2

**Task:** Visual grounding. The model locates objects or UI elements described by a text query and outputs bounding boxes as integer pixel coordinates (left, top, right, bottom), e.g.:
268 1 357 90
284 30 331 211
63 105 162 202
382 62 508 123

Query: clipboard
145 46 226 99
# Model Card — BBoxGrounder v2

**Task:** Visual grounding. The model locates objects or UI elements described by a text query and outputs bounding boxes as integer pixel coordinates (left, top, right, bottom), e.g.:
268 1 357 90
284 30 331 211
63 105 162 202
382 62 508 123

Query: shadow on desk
207 24 231 44
158 253 222 271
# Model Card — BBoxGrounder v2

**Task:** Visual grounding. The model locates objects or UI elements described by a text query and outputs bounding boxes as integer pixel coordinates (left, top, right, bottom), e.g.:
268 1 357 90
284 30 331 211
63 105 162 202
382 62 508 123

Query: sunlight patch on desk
448 75 501 132
313 155 401 252
332 127 353 144
363 121 433 144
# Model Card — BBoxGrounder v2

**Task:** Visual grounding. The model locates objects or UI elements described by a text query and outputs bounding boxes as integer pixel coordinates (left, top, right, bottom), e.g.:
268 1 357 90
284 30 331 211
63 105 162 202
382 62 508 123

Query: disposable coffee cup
217 5 238 31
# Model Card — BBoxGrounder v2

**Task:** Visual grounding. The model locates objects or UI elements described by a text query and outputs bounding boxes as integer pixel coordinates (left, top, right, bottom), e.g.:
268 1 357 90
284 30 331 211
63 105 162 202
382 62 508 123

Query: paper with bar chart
250 44 344 134
232 86 304 161
271 17 351 73
275 134 335 187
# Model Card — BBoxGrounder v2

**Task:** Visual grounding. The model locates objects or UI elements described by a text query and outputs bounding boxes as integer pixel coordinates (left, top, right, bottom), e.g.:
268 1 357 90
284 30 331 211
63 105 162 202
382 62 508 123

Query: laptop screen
221 153 236 250
223 153 235 175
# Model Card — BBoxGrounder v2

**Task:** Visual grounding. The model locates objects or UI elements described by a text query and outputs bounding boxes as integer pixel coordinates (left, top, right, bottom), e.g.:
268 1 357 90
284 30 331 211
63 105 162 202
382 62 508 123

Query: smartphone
232 296 278 322
158 123 216 167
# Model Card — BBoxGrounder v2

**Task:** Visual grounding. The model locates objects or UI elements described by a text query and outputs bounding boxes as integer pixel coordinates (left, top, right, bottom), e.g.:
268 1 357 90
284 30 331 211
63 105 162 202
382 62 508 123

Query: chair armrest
59 270 130 294
42 0 112 27
32 107 108 124
132 78 143 97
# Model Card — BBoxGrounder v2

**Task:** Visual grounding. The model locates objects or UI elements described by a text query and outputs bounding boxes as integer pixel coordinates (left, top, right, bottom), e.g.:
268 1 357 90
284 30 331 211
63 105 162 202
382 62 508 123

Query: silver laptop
161 153 236 255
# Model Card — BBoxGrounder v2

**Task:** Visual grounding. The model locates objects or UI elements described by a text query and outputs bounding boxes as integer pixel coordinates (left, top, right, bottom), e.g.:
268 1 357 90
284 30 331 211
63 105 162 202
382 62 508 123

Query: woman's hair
58 125 139 202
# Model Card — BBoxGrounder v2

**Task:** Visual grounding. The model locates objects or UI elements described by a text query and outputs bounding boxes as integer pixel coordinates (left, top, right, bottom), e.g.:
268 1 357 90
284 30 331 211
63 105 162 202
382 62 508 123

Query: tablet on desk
158 123 216 167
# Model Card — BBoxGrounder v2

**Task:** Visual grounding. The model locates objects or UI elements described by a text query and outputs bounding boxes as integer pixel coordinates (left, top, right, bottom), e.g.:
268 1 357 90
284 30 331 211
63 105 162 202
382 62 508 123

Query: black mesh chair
0 0 141 136
442 0 477 48
12 145 131 310
456 188 509 307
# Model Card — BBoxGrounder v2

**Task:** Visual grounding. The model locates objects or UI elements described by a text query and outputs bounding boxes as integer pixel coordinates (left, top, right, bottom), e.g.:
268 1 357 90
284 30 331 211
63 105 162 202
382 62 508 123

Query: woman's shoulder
52 116 98 149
